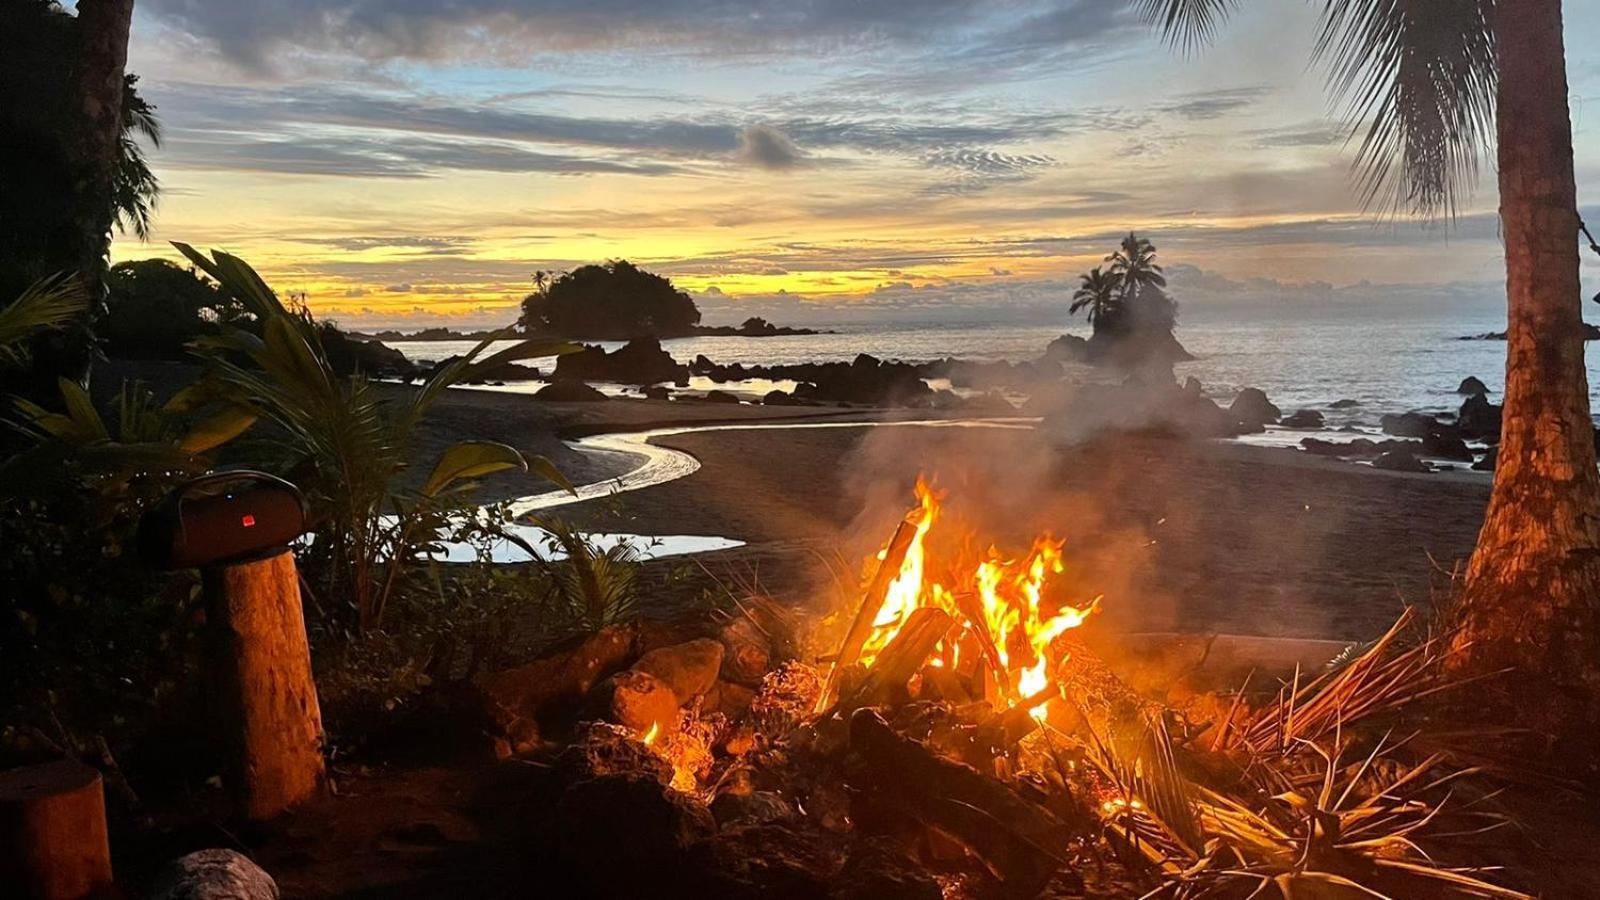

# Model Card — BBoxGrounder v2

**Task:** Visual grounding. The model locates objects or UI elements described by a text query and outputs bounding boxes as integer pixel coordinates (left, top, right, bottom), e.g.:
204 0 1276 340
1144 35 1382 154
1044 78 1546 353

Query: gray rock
1280 409 1325 429
1457 376 1489 396
1372 450 1430 473
149 849 278 900
1228 387 1280 427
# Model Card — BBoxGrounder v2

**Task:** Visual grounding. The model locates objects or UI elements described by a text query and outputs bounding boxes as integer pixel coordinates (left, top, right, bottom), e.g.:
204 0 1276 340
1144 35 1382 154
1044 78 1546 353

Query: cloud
737 125 806 170
1250 120 1349 149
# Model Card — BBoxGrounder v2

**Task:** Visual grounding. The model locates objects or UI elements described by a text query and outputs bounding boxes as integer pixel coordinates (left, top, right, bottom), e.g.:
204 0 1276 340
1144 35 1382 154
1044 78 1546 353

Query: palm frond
1313 0 1496 217
1135 0 1239 51
0 275 89 368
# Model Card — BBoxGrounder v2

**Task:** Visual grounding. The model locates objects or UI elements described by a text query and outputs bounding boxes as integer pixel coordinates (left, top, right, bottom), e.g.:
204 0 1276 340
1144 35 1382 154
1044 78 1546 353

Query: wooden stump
203 550 325 821
0 759 115 899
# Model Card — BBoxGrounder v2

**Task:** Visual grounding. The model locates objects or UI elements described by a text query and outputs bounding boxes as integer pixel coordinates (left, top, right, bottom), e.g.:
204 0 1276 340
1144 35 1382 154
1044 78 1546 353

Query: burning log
842 607 955 709
847 709 1072 898
816 516 920 711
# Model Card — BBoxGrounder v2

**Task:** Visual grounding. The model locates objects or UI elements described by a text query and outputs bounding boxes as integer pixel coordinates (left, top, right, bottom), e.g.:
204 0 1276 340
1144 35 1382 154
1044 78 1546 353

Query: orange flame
641 722 660 745
859 478 1099 719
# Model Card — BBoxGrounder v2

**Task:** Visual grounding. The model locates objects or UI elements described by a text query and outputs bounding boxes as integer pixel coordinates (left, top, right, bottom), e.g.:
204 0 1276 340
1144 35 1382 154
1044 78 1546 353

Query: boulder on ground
702 389 742 404
1279 409 1324 429
594 669 680 734
642 384 671 400
718 619 772 687
762 390 801 406
633 638 725 704
149 849 278 900
535 380 609 402
1228 388 1280 427
1372 450 1430 473
556 773 716 893
1457 376 1489 396
474 623 639 752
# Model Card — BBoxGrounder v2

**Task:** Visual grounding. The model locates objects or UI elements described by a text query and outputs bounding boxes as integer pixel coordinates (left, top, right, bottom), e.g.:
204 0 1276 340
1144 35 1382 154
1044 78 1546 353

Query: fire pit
485 478 1529 899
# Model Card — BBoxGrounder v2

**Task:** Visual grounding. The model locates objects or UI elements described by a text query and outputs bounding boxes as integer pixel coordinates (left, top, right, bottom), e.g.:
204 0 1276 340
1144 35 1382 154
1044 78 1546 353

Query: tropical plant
1133 0 1600 760
530 519 643 631
1106 232 1166 298
110 78 161 243
174 244 575 632
1069 267 1123 330
0 275 89 368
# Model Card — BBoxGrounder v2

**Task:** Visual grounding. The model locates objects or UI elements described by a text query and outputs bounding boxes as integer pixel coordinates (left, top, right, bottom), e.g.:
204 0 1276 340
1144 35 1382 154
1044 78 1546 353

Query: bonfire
523 477 1529 899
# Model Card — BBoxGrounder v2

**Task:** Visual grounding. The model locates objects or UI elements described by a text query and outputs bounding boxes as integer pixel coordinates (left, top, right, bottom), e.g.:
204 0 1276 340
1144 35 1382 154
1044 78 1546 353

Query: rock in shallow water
1373 450 1430 473
1457 376 1489 396
1279 409 1324 429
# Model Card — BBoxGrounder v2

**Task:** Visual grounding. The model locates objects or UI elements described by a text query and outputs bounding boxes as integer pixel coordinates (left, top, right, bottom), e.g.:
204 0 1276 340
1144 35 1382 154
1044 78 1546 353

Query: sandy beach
412 385 1494 643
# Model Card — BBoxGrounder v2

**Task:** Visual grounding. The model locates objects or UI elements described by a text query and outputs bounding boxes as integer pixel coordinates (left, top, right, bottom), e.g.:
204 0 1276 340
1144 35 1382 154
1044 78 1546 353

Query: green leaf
57 378 108 441
421 441 527 497
178 406 258 454
0 274 88 368
526 454 574 495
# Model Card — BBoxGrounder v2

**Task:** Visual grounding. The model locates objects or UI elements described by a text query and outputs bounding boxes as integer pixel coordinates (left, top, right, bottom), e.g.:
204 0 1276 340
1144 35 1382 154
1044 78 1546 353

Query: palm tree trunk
63 0 135 380
1455 0 1600 763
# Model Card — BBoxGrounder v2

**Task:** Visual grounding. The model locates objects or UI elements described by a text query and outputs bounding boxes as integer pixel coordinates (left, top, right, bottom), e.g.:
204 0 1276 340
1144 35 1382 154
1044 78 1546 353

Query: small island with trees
518 260 821 340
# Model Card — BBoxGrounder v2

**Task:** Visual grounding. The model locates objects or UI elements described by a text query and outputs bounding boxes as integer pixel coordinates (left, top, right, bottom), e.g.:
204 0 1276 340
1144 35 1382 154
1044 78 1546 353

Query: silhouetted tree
0 0 147 391
519 260 701 339
102 258 238 358
1068 267 1122 330
1138 0 1600 763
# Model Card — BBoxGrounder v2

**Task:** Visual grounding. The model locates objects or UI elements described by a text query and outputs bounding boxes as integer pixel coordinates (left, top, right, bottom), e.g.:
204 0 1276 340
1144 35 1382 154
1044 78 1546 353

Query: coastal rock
1280 409 1325 429
762 390 804 406
642 385 671 400
1472 447 1497 471
553 337 689 385
535 381 609 402
1379 412 1438 438
1456 376 1489 396
149 849 278 900
1372 450 1430 473
1462 322 1600 341
1043 334 1090 363
1457 394 1502 439
1182 376 1204 397
1328 398 1360 409
701 389 741 404
1421 429 1473 461
1227 388 1280 427
692 317 821 337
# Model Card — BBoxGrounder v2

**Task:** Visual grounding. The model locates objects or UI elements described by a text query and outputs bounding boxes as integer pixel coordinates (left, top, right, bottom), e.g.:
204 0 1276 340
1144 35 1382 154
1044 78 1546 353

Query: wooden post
0 759 115 899
203 550 326 821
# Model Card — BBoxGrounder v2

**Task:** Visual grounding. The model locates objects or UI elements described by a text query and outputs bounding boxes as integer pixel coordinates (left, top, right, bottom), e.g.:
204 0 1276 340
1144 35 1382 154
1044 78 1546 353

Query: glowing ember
641 722 660 745
859 477 1100 720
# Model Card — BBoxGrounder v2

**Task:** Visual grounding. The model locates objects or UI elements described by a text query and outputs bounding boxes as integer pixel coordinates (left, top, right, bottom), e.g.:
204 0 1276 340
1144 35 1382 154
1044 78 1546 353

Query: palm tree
1138 0 1599 756
1069 267 1123 331
1106 232 1166 299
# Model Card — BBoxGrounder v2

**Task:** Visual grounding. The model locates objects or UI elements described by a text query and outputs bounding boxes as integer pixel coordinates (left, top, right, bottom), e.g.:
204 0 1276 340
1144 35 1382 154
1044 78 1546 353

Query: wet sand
543 419 1490 642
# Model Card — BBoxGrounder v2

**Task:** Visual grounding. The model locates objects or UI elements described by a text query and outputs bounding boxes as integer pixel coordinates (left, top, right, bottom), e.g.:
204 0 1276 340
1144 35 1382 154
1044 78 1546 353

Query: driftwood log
845 607 955 708
0 759 114 899
848 709 1071 899
203 550 325 820
817 516 919 711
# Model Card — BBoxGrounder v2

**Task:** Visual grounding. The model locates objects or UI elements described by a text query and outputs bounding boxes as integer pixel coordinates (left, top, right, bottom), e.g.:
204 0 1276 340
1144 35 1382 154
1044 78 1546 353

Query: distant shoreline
353 322 833 342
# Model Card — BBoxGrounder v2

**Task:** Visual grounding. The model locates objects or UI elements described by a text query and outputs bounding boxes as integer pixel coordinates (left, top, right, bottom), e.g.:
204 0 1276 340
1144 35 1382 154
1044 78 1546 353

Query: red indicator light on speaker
241 514 257 528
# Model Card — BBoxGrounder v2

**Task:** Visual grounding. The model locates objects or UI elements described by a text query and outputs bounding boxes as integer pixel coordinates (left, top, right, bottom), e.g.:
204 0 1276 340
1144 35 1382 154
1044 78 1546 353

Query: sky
105 0 1600 329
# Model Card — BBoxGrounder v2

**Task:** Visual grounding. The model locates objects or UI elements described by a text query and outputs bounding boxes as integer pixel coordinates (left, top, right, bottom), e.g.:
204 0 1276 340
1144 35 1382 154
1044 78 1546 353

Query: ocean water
387 295 1583 429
